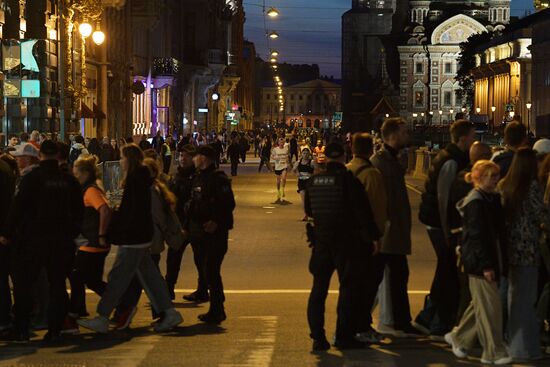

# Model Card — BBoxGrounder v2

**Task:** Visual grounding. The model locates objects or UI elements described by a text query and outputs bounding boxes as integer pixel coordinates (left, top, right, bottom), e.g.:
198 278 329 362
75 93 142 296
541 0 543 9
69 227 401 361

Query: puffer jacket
457 188 507 280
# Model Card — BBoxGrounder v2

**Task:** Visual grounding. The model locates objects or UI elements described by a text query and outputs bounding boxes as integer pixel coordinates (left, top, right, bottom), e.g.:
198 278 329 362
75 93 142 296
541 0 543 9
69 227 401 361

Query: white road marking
265 212 273 214
83 289 430 295
262 206 276 209
406 183 423 195
219 316 277 367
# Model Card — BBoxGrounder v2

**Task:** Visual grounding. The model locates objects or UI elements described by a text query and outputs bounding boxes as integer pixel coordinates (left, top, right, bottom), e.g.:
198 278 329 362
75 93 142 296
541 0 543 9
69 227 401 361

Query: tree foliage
456 31 494 108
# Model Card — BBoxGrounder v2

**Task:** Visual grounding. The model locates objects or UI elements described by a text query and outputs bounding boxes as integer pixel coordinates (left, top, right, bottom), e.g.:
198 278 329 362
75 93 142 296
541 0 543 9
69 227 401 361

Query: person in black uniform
165 144 209 303
305 142 381 351
0 141 84 343
187 145 235 323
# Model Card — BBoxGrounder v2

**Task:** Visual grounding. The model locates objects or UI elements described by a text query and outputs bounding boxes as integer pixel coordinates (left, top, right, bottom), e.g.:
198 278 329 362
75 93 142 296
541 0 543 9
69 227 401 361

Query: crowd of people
0 130 235 344
303 117 550 365
3 119 550 365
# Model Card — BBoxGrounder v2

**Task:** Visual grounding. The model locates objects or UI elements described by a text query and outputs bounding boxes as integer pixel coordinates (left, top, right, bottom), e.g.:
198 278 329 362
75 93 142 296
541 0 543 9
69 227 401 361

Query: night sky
243 0 535 79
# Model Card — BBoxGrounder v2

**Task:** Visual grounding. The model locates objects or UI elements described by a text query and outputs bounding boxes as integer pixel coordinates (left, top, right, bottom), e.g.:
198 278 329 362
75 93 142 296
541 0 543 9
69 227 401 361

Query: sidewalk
406 175 425 194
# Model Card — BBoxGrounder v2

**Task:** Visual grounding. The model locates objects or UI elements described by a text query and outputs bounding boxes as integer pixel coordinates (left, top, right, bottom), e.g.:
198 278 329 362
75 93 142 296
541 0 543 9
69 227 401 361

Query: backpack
69 147 83 164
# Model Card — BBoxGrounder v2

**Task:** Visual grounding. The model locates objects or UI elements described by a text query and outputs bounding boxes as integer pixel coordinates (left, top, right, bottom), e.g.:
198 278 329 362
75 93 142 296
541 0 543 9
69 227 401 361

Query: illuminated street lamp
510 110 515 119
526 102 532 135
476 107 481 114
267 7 280 17
79 21 93 38
271 50 279 57
92 24 105 45
270 57 277 63
461 107 466 113
385 113 389 118
268 31 279 39
491 106 496 132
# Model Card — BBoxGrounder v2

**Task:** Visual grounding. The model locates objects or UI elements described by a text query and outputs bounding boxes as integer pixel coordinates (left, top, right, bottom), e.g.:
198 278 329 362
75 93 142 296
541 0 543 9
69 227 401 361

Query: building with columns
397 0 510 125
471 9 550 136
259 78 341 129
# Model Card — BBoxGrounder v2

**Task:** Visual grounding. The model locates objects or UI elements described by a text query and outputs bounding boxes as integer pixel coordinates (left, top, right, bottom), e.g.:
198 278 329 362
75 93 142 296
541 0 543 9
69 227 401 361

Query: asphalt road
0 160 548 367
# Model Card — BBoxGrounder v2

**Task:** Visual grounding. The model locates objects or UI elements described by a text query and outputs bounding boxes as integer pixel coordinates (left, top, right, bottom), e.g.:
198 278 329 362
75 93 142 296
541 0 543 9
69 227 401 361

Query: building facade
341 0 408 132
259 79 341 129
471 9 550 136
397 1 510 125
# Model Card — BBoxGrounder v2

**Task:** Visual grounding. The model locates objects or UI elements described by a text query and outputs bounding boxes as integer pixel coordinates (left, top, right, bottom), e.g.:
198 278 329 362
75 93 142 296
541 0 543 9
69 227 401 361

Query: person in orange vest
313 141 326 171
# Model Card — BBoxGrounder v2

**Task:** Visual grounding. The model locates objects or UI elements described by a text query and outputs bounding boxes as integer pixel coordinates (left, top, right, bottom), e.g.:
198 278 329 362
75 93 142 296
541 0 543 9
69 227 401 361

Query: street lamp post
449 108 454 122
526 102 532 136
491 106 496 133
438 110 443 124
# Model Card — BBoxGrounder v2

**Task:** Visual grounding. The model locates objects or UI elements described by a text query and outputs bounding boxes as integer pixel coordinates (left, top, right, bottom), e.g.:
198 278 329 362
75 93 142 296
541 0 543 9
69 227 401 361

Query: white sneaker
444 332 468 358
153 309 183 332
480 358 492 364
78 316 109 334
494 356 512 365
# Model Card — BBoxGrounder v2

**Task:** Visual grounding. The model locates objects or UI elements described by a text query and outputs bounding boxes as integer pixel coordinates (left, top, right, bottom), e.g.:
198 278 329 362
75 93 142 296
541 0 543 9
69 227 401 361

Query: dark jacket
0 159 16 229
79 182 103 248
171 165 195 224
492 149 514 178
108 165 154 245
419 143 469 228
448 166 473 236
371 146 412 255
187 165 235 236
305 161 381 246
3 159 83 244
457 189 507 280
228 143 241 161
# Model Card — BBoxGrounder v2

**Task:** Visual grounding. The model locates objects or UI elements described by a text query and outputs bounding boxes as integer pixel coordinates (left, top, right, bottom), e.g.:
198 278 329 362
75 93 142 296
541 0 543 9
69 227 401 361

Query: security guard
187 145 235 324
305 142 381 351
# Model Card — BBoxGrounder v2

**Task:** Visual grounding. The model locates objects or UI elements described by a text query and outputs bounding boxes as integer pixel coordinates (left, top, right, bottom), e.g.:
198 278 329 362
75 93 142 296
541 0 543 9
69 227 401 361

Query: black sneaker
183 291 209 303
312 338 331 352
198 312 226 324
42 332 64 346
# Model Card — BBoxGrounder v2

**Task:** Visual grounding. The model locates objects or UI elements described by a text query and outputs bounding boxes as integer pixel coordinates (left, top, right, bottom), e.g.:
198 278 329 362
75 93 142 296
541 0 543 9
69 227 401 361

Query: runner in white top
271 138 290 203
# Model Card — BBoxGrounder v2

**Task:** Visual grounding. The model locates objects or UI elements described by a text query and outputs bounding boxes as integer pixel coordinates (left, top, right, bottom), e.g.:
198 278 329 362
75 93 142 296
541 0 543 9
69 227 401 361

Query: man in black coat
165 144 208 302
0 141 84 342
187 145 235 324
305 142 381 351
0 158 16 332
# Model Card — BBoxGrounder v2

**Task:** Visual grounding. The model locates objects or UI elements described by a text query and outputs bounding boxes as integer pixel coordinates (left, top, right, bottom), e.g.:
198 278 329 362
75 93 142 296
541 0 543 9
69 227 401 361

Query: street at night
0 161 545 366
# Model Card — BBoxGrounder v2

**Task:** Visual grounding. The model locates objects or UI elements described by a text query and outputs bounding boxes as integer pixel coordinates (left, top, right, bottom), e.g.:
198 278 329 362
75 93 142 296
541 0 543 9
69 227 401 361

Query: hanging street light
270 57 277 63
271 50 279 57
268 31 279 39
267 7 280 17
79 21 93 38
92 23 105 45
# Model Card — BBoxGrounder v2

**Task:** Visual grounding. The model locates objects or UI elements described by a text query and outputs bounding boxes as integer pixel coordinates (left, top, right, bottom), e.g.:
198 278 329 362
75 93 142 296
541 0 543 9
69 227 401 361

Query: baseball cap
10 143 39 158
196 145 217 160
40 140 59 156
325 142 345 159
533 138 550 156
